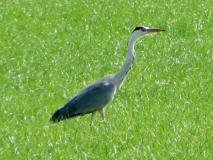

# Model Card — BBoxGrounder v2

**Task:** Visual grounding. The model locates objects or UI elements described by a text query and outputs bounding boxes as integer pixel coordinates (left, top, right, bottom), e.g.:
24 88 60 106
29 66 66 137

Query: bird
50 25 165 123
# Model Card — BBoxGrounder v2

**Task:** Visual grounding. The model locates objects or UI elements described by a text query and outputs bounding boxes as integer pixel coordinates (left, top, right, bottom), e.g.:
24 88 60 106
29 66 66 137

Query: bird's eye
140 27 145 31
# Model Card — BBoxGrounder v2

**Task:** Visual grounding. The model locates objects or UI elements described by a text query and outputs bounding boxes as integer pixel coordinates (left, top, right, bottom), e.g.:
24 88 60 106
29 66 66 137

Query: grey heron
50 25 165 123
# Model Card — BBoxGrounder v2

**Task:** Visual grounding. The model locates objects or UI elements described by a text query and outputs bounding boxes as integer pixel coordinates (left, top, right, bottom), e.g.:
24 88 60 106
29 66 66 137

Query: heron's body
50 25 165 123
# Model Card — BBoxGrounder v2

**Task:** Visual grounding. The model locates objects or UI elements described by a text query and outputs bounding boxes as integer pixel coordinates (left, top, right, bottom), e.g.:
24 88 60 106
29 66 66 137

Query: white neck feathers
113 31 140 88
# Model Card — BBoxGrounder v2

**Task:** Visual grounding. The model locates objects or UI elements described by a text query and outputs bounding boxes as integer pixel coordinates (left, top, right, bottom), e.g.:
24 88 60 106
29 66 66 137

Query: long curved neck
113 32 139 88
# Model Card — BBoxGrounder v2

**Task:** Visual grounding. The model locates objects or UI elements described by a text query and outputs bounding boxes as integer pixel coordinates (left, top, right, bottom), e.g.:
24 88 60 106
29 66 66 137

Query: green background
0 0 212 159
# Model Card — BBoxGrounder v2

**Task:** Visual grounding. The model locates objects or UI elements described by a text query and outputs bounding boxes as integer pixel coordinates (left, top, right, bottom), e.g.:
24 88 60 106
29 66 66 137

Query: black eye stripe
134 27 141 31
133 26 146 32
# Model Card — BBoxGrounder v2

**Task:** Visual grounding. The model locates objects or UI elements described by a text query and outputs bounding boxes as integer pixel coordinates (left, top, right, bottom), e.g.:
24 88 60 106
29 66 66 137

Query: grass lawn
0 0 212 159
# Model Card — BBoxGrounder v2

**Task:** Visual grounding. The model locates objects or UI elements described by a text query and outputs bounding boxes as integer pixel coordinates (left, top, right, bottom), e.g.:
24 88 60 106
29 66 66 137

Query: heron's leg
90 112 96 127
99 109 105 121
91 112 96 121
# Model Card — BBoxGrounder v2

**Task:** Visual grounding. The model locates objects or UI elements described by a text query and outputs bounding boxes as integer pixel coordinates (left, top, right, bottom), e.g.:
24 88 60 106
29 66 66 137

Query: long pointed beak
146 28 165 32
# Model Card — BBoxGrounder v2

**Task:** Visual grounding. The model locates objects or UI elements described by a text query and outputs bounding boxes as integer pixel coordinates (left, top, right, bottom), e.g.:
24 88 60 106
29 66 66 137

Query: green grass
0 0 212 159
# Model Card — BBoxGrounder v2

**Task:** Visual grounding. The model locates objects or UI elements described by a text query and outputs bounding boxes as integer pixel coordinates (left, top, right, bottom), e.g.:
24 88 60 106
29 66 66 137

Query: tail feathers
50 109 64 123
50 108 83 123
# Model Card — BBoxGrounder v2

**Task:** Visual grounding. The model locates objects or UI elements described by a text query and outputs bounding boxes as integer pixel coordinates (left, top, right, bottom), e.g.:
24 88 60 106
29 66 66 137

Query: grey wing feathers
50 81 116 122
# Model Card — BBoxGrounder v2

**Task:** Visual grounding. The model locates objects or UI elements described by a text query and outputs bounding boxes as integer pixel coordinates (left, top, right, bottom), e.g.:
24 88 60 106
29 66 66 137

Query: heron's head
131 25 165 39
128 25 165 45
